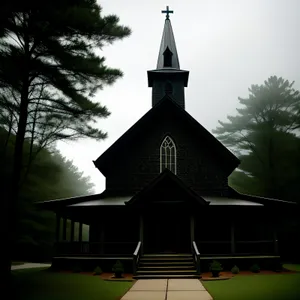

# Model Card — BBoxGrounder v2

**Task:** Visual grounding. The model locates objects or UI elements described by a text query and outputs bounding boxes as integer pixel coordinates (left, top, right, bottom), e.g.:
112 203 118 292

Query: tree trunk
1 81 29 289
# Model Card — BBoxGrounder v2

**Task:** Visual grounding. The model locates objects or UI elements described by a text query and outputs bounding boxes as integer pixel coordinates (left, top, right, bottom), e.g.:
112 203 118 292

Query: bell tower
147 6 189 109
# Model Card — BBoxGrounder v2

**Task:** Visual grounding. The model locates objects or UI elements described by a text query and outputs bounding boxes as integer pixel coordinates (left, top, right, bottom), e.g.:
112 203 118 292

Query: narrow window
163 47 173 67
160 136 177 174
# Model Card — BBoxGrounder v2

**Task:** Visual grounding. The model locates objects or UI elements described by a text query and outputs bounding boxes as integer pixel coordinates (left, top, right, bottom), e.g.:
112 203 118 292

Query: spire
147 6 189 109
157 7 180 69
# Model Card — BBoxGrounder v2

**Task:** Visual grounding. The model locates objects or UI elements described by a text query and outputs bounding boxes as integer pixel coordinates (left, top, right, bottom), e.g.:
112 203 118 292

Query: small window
163 47 173 67
160 136 176 174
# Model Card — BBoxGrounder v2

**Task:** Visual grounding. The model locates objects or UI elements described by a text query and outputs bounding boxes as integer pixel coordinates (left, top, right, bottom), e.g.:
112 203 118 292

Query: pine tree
213 76 300 199
0 0 131 282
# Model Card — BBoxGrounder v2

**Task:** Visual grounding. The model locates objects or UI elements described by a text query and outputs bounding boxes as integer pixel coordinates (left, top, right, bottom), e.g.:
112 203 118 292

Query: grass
283 264 300 272
11 268 133 300
203 273 300 300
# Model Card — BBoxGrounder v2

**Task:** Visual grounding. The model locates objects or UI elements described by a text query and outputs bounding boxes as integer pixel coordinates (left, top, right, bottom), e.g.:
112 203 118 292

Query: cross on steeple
161 6 173 20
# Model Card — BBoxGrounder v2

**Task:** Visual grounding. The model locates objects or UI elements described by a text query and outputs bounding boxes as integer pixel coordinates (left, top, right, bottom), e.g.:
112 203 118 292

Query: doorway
143 208 190 253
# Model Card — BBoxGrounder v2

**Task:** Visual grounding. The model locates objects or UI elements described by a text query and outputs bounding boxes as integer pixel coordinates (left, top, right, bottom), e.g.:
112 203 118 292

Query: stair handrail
192 241 201 275
133 241 142 276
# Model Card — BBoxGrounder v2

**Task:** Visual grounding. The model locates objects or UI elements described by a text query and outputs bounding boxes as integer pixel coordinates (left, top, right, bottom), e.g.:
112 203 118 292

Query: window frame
160 136 177 174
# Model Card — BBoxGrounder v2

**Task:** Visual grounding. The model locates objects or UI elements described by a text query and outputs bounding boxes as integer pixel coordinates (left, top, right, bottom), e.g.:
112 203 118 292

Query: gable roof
126 168 208 206
94 95 240 176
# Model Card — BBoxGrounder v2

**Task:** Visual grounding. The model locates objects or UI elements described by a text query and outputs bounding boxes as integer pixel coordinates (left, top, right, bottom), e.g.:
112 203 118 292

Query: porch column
62 217 67 241
190 215 195 242
78 222 83 242
55 214 61 242
139 215 144 253
231 221 235 254
100 221 105 254
273 229 279 255
70 220 75 242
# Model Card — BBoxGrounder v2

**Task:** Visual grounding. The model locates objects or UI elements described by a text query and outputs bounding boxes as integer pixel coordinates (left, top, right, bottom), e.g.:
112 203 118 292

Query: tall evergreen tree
0 1 131 281
213 76 300 199
0 128 94 262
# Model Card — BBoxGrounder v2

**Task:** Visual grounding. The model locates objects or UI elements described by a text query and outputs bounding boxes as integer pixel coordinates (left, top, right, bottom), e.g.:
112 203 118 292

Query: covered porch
37 169 296 273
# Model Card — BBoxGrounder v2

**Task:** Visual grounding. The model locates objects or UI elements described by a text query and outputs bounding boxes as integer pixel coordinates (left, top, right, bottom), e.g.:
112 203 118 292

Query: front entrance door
143 208 190 253
156 214 177 253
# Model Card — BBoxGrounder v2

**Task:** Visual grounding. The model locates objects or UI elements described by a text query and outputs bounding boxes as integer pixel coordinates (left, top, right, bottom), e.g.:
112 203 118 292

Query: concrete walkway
121 279 213 300
11 263 51 270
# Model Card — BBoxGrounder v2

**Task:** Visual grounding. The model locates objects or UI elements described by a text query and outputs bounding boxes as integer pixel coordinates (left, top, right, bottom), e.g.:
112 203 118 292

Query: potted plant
209 260 223 277
231 265 240 274
93 266 102 276
112 260 124 278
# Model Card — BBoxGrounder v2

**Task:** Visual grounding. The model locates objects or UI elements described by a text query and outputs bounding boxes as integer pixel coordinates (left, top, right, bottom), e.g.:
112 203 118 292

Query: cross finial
161 6 173 20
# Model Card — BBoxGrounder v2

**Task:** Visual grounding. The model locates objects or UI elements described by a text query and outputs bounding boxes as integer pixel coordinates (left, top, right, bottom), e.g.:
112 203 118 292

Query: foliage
213 76 300 201
213 75 300 263
250 264 260 273
0 129 93 261
0 1 131 278
112 260 124 277
93 266 102 276
0 1 131 144
209 260 223 271
210 260 223 277
231 265 240 274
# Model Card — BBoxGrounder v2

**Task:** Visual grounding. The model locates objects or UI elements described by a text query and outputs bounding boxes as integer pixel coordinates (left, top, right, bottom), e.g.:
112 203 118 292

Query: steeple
147 6 189 109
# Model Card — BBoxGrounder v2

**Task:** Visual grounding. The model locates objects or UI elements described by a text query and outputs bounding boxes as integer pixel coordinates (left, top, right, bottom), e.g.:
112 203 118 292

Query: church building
38 7 295 278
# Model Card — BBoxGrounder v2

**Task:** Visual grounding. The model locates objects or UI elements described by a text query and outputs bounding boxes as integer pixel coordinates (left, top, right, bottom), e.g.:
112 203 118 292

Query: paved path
11 263 51 270
121 279 213 300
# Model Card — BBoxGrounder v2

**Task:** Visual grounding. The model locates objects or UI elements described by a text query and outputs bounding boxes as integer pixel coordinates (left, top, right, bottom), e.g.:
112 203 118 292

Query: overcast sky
57 0 300 194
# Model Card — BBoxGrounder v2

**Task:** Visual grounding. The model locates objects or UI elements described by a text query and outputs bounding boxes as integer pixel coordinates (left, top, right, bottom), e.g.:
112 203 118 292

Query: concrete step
139 265 196 271
139 262 195 267
143 253 192 257
133 274 201 279
140 257 194 262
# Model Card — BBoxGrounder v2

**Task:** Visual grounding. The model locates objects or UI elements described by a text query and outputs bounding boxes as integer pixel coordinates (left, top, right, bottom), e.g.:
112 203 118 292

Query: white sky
57 0 300 193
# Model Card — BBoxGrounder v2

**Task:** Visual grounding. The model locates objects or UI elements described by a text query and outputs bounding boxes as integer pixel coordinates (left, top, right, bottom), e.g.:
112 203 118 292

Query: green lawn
12 268 133 300
203 273 300 300
283 264 300 272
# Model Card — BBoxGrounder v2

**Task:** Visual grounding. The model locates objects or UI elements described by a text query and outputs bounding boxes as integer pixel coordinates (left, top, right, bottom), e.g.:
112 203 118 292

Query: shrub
210 260 223 271
250 264 260 273
93 266 102 275
209 260 223 277
72 264 82 273
231 265 240 274
112 260 124 278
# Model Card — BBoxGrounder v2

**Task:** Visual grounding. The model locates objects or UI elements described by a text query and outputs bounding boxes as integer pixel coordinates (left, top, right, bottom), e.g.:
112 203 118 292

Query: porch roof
69 196 132 207
68 196 263 207
203 196 263 206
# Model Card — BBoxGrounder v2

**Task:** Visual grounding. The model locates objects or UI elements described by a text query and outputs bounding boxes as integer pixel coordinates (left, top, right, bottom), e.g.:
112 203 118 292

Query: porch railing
133 241 142 276
54 241 137 256
196 240 276 256
192 241 201 275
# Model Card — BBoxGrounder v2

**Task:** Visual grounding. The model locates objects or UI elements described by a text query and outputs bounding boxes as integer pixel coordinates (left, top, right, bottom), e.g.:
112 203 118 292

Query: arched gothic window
160 136 177 174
